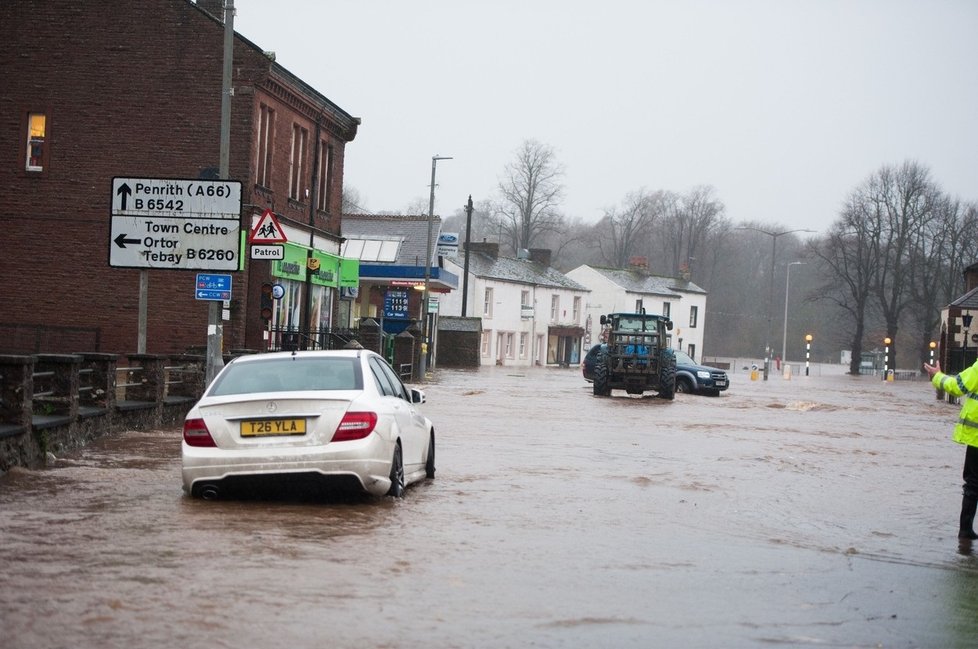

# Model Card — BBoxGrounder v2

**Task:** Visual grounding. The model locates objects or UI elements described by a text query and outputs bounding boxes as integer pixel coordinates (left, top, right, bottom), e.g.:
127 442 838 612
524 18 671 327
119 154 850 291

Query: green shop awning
271 243 308 282
268 242 359 288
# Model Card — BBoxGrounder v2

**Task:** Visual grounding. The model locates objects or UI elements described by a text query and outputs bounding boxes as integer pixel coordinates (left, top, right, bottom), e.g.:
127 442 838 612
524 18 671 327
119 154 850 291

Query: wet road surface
2 364 978 648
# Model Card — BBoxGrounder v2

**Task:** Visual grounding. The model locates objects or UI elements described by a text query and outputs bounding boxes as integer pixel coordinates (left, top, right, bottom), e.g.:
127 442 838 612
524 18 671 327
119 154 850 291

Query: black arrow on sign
116 182 132 211
114 233 141 248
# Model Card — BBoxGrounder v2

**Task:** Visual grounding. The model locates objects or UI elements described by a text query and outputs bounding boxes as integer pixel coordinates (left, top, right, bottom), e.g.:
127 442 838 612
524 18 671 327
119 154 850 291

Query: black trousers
964 444 978 499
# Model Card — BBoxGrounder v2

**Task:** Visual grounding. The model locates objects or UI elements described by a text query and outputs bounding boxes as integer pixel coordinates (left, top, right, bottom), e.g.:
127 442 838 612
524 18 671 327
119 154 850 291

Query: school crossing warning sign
249 208 288 243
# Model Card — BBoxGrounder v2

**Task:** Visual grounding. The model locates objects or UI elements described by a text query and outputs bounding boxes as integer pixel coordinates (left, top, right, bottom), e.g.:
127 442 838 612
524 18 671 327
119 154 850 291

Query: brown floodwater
2 363 977 648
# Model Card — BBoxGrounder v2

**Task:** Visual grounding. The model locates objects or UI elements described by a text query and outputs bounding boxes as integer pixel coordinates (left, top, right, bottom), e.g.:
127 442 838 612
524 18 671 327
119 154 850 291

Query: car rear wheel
387 443 405 498
425 432 436 479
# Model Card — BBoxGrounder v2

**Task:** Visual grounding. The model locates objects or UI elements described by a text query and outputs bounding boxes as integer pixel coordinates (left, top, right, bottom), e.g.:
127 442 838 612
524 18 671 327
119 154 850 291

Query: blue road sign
195 273 232 301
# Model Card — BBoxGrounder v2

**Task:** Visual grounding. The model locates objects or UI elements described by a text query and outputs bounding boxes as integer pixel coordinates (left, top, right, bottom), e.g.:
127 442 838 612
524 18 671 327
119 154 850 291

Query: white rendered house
440 243 589 367
565 264 709 362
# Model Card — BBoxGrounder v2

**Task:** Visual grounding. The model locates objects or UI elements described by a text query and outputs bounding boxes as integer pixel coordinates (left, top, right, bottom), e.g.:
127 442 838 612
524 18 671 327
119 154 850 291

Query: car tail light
183 418 217 447
332 411 378 442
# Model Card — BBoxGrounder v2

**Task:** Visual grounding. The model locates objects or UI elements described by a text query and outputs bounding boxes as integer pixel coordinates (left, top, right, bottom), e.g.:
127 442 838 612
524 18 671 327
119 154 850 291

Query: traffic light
260 283 273 321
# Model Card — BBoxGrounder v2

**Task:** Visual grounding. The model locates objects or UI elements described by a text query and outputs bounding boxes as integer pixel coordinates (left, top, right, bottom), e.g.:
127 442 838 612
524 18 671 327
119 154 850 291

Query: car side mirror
411 388 427 404
666 319 673 331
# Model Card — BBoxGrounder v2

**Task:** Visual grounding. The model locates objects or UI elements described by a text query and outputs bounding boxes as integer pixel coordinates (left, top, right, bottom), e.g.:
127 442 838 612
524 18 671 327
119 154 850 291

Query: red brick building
0 0 360 355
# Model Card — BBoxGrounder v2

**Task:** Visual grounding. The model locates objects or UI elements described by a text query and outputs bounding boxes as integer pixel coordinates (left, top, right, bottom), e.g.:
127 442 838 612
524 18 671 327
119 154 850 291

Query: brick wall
0 0 355 356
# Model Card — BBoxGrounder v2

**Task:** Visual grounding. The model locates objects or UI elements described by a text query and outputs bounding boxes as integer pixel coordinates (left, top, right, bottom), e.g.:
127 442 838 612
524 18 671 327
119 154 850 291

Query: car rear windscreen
209 357 363 395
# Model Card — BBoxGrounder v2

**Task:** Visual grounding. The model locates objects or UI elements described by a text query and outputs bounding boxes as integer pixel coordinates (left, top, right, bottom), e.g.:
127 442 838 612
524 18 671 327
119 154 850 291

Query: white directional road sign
111 177 241 217
109 177 243 270
110 216 240 270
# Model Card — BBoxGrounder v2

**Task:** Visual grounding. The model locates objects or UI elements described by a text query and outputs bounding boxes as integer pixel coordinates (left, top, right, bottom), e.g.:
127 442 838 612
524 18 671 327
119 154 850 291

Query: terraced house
440 243 588 367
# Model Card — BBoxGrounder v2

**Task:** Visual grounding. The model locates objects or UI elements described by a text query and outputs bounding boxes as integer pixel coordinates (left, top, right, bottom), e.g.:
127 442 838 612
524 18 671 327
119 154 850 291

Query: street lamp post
737 227 815 381
781 261 806 372
419 155 452 381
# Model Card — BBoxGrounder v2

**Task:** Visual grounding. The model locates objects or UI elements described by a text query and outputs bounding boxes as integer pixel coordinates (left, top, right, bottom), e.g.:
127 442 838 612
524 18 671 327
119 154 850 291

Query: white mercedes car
181 349 434 499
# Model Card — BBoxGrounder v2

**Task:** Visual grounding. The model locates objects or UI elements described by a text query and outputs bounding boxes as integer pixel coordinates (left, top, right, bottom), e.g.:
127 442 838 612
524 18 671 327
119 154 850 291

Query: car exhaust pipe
200 485 220 500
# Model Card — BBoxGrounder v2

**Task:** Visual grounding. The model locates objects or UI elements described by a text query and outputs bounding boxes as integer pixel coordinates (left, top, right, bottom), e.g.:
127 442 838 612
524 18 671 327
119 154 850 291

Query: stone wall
0 353 204 473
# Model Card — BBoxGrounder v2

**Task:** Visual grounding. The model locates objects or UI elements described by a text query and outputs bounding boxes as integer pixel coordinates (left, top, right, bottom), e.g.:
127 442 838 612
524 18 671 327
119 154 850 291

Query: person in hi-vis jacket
924 358 978 541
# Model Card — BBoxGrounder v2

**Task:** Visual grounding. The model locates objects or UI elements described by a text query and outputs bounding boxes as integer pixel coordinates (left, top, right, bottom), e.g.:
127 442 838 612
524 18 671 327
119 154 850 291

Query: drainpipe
301 116 324 348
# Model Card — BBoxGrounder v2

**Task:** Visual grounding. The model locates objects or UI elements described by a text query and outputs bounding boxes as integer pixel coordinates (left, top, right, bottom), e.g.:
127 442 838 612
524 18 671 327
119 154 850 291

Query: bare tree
341 186 367 214
809 199 880 374
495 139 565 254
654 186 727 277
908 198 978 367
597 189 660 268
866 161 939 371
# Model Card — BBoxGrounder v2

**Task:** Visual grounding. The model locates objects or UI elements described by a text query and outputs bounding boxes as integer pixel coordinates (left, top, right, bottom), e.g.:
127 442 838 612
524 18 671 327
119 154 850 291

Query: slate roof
950 285 978 310
585 266 707 297
341 214 439 267
464 252 588 291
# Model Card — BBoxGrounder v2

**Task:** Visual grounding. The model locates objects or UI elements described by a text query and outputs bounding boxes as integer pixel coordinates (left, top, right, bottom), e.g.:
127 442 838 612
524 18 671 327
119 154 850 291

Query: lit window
26 113 46 171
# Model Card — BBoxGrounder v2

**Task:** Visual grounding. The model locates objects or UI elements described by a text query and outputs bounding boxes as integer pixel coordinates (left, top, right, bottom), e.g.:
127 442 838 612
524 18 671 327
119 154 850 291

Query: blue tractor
593 311 676 399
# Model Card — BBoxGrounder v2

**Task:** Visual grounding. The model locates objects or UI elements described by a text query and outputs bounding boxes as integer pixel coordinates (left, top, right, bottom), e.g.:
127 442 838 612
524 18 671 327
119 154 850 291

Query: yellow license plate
240 419 306 437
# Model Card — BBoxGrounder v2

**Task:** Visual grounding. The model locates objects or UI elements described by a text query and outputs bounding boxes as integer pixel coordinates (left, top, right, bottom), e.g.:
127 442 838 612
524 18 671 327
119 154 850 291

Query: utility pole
461 195 473 317
206 0 234 385
418 155 451 381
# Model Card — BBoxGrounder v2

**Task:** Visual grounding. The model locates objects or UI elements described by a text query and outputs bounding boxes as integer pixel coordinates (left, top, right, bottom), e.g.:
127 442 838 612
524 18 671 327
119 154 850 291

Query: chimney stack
528 248 552 267
467 241 499 259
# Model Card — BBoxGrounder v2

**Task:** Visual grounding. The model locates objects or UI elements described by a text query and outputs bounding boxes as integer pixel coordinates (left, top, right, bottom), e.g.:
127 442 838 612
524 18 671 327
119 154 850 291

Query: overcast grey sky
231 0 977 234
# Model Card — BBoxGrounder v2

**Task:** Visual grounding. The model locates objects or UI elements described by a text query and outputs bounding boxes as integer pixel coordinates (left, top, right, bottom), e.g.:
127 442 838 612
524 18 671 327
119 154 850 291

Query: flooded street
2 364 978 648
